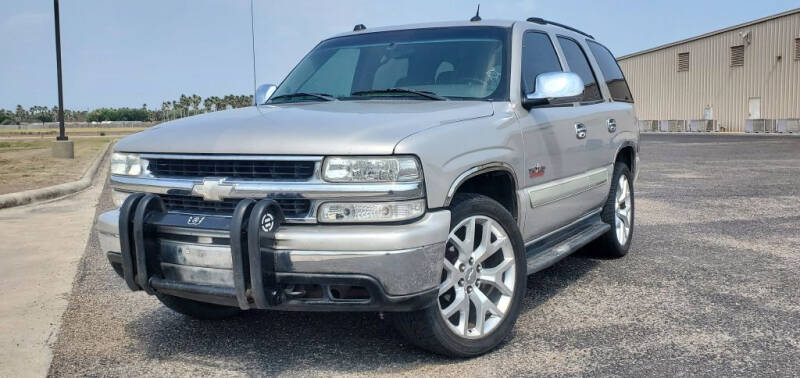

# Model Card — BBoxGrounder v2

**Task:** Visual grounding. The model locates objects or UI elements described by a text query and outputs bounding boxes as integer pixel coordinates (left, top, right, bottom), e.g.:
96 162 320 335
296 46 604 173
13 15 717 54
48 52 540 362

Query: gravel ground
48 134 800 376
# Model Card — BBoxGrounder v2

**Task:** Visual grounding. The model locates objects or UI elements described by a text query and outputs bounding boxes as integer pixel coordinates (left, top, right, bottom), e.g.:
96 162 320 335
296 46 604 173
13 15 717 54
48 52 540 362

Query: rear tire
156 293 242 320
390 193 526 357
592 162 634 258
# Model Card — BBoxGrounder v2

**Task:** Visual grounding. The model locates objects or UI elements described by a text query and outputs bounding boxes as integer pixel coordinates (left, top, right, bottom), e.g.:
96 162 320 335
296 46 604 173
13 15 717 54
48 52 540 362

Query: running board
526 218 610 274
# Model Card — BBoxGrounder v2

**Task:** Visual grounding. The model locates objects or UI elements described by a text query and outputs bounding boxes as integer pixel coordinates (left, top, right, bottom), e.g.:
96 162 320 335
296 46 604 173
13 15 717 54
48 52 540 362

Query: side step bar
526 217 610 275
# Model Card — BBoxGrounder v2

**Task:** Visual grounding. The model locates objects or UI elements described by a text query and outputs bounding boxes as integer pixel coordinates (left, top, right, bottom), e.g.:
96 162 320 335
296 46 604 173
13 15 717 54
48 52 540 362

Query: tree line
0 93 254 125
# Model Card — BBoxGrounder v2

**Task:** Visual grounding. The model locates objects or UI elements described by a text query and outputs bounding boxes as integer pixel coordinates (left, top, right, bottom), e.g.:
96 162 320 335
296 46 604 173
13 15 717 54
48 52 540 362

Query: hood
115 101 494 155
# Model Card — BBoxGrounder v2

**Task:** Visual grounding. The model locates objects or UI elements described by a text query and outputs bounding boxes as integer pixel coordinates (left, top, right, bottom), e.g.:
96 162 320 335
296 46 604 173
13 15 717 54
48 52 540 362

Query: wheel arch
443 163 520 222
614 141 637 172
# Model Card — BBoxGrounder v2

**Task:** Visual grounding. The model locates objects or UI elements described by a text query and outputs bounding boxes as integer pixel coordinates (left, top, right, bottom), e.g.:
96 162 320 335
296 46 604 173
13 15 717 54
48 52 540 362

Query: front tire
391 193 526 357
593 162 634 258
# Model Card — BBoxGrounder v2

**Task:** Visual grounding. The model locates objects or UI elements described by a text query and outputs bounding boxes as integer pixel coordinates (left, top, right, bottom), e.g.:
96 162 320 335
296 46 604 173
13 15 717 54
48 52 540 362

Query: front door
517 31 608 241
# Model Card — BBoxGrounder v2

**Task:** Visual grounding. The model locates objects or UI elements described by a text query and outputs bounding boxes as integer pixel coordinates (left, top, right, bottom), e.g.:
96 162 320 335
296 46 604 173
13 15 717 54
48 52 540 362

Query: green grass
0 127 148 136
0 137 115 194
0 139 50 151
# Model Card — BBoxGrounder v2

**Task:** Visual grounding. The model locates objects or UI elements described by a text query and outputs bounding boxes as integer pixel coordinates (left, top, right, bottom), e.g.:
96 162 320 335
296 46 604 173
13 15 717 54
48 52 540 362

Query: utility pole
52 0 74 158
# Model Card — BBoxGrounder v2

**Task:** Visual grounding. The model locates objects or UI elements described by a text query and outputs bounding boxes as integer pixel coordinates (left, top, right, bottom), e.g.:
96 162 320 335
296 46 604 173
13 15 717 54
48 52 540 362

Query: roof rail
526 17 594 39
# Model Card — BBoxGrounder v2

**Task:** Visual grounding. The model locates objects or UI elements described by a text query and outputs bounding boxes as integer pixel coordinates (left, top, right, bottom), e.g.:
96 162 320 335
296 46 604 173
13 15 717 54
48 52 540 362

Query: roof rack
526 17 594 39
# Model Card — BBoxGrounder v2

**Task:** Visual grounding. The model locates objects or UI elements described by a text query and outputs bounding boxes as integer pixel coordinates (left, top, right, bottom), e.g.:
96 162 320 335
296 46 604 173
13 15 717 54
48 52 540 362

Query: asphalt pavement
47 134 800 376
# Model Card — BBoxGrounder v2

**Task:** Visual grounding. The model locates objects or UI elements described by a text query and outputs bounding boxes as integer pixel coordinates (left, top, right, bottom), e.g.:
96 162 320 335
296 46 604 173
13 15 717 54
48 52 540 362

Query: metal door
748 98 761 119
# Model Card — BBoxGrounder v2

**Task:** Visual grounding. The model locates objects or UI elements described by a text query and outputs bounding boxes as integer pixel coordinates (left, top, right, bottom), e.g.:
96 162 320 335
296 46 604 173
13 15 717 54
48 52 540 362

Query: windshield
269 27 510 103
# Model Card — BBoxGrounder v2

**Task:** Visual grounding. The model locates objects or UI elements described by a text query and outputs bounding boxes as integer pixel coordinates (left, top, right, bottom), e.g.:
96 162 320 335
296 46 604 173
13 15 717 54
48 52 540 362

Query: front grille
159 194 310 217
147 158 315 180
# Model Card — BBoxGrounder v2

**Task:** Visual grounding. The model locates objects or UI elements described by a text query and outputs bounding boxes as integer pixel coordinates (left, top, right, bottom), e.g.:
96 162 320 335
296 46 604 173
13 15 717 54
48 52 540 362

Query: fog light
318 199 426 223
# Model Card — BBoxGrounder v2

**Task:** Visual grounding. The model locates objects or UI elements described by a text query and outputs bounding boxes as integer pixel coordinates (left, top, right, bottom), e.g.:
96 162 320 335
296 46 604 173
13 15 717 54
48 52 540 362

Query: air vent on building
795 38 800 60
677 52 689 72
730 45 744 67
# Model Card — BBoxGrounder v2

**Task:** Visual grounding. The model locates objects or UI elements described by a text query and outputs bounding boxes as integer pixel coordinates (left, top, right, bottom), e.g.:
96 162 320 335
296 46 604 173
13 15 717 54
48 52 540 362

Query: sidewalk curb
0 142 112 210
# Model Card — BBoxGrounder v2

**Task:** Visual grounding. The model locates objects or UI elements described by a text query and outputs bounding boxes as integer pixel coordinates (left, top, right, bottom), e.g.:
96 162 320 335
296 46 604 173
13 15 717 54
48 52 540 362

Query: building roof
618 7 800 60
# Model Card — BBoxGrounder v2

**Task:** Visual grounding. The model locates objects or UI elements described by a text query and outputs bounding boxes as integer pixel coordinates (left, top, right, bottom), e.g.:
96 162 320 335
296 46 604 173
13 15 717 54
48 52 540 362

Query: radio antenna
470 4 481 22
250 0 257 105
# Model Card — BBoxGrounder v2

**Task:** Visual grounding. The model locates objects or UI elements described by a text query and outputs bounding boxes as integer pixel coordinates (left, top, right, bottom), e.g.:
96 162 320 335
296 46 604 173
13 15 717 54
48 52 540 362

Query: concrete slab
0 157 108 377
51 140 74 159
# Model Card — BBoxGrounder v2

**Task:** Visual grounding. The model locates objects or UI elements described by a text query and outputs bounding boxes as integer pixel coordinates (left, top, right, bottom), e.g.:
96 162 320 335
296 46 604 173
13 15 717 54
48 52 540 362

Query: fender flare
443 162 520 221
614 140 639 181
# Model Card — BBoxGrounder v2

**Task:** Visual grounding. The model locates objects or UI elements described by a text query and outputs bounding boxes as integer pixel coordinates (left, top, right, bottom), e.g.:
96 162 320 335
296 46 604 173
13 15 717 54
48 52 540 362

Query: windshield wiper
269 92 337 102
351 88 448 101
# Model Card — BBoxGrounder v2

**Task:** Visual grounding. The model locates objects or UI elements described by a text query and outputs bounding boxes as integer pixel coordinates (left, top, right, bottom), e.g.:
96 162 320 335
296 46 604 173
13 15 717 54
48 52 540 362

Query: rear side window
556 36 602 102
521 32 562 94
587 40 634 102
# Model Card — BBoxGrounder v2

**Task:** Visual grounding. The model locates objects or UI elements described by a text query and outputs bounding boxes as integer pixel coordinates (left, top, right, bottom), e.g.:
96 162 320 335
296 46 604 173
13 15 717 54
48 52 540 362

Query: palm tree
191 94 201 115
179 95 191 117
15 105 26 123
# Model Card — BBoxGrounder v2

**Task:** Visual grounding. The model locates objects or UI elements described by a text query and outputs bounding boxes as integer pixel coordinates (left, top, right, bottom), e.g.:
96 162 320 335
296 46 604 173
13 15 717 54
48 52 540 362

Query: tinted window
300 48 360 97
271 27 511 103
587 40 633 102
521 32 562 94
556 37 602 102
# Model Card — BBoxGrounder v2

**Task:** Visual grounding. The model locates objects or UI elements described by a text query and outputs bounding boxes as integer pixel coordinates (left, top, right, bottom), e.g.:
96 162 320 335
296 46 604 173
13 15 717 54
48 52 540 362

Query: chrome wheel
438 216 515 339
614 175 632 245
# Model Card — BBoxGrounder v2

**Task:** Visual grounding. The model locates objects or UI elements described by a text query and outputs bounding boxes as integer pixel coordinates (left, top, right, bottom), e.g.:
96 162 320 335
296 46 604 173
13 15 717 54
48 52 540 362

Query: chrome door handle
575 123 587 139
607 118 617 133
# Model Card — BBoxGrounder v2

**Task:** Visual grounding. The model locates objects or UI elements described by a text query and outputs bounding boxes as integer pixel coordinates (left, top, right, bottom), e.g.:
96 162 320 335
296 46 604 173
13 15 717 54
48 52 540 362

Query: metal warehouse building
617 8 800 133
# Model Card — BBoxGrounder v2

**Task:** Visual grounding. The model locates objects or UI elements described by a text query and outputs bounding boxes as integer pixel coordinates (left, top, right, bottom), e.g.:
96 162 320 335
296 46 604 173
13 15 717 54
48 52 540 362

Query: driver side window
521 31 562 94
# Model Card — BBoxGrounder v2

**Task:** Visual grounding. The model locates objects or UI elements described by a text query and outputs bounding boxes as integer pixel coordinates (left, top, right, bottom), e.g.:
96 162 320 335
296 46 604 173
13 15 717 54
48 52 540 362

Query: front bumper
97 196 449 311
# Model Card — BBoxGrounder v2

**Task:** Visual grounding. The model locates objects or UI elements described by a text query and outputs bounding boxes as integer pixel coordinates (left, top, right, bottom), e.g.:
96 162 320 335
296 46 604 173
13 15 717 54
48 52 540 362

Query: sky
1 0 797 110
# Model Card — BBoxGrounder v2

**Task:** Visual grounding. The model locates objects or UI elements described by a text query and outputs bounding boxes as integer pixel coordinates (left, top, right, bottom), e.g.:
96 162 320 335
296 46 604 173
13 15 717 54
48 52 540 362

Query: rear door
584 39 637 184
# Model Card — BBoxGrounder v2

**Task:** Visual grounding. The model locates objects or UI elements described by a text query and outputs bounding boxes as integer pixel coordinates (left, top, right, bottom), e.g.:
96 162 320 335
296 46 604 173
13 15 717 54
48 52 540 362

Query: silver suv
97 18 638 357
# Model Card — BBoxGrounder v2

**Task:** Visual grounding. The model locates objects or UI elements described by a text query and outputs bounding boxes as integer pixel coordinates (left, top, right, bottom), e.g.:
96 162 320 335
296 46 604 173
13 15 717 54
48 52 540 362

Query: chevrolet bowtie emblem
191 178 234 202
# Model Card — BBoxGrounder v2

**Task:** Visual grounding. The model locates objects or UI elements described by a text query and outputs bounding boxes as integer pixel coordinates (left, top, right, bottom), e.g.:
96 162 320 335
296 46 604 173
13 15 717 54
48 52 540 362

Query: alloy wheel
438 215 515 339
615 175 632 245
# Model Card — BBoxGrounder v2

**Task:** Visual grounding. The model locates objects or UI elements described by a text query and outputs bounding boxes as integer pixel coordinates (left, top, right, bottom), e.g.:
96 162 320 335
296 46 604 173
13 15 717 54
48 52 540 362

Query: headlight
318 199 426 223
322 156 421 183
110 152 142 176
111 189 131 207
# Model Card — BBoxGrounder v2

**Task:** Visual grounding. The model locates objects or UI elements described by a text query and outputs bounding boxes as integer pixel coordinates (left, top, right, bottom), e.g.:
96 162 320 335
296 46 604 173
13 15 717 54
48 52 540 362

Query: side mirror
255 84 277 105
523 72 584 109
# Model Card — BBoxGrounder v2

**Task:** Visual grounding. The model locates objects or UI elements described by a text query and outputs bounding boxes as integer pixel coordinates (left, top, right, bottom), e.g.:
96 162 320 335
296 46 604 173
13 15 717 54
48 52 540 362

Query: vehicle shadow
126 248 601 374
522 248 602 312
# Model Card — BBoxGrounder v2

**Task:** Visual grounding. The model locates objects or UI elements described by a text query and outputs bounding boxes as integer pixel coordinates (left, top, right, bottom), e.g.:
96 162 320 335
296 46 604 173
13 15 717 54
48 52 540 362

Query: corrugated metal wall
618 11 800 132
